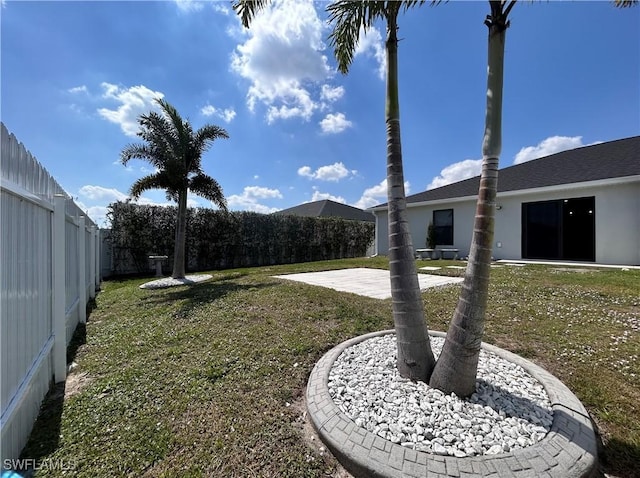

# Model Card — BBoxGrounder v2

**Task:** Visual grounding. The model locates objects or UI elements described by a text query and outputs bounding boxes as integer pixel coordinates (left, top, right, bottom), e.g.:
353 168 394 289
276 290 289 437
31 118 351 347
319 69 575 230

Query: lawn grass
20 257 640 477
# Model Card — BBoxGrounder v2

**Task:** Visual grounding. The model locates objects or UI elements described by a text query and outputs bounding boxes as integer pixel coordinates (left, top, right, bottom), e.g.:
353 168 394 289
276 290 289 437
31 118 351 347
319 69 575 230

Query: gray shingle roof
373 136 640 208
274 199 375 222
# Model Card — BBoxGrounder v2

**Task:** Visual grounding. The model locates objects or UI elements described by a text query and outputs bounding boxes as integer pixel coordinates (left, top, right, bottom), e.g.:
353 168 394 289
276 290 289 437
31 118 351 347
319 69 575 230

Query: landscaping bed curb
306 329 598 478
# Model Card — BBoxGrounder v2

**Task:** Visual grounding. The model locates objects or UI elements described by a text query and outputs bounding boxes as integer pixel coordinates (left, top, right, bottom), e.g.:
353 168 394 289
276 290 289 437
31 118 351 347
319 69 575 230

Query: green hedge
106 202 375 274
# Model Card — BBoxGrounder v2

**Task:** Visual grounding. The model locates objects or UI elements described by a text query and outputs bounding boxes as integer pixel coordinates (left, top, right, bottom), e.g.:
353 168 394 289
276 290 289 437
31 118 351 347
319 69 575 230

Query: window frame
432 209 454 246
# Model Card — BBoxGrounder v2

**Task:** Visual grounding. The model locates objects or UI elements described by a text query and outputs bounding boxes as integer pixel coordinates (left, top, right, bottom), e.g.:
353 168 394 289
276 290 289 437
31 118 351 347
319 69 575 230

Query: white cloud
174 0 204 13
230 0 332 123
78 184 201 206
353 179 411 210
212 3 229 15
513 136 600 164
354 26 386 80
76 186 207 226
201 104 237 123
68 85 88 94
298 161 355 181
97 83 164 137
139 165 159 174
320 84 344 102
319 113 353 134
310 189 346 203
427 159 483 190
86 206 109 226
298 166 313 178
79 185 129 202
74 201 109 227
228 186 282 213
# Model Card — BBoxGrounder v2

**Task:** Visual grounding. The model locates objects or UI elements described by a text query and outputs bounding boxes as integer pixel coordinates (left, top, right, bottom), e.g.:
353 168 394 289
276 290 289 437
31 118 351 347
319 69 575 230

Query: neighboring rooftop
274 199 375 222
372 135 640 209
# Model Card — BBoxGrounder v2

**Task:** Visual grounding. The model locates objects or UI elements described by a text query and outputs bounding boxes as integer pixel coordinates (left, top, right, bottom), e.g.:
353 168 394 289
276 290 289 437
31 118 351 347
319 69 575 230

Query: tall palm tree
121 98 229 279
233 0 436 381
428 0 515 397
328 0 435 382
430 0 636 398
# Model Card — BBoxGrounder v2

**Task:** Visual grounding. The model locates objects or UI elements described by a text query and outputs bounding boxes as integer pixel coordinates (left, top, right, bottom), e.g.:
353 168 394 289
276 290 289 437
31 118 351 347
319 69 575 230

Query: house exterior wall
373 178 640 266
594 182 640 265
374 199 477 257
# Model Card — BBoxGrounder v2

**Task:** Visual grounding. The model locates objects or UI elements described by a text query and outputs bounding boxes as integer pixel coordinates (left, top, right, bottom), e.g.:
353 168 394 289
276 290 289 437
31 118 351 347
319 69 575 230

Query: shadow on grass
597 434 640 478
139 275 280 318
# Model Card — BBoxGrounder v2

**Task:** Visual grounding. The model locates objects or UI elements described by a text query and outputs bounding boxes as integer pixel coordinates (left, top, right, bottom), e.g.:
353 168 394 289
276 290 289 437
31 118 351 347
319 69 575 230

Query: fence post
52 195 67 383
78 216 87 324
89 226 96 299
95 227 100 290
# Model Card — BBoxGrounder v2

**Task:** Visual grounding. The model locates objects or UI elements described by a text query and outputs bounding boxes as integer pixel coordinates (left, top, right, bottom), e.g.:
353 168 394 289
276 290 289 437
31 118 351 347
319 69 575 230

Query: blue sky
2 0 638 226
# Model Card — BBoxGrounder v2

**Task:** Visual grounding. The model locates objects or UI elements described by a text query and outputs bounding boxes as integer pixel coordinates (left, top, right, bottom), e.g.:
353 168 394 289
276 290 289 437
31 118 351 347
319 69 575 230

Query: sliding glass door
522 197 595 262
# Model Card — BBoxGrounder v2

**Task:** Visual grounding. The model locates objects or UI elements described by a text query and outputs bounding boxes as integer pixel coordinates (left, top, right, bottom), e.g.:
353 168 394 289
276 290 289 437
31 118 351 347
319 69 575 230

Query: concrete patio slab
272 268 463 299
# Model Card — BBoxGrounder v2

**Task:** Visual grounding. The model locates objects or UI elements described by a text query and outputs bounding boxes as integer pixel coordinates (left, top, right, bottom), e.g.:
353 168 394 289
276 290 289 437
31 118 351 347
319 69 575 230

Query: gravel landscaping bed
139 274 212 289
328 334 553 458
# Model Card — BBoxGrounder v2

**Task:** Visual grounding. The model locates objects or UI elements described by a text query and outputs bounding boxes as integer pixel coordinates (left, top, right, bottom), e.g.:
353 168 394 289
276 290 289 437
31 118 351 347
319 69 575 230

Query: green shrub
105 202 374 274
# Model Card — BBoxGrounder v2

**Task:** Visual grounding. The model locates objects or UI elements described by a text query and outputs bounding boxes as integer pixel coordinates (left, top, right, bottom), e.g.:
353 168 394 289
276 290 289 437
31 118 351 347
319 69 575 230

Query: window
433 209 453 245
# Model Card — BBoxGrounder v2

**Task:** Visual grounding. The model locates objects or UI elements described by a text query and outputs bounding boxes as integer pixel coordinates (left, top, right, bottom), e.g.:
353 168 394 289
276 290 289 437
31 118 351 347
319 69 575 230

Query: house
370 136 640 266
274 199 375 222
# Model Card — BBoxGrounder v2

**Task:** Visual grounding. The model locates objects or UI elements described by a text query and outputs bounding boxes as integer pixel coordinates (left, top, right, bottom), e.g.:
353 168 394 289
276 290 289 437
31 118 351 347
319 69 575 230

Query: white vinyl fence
0 123 100 462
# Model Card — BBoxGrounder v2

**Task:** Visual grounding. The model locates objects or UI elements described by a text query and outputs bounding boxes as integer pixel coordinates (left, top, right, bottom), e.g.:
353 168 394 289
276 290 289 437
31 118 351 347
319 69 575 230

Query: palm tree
121 98 229 279
429 0 637 398
329 1 436 382
428 0 514 397
233 0 436 381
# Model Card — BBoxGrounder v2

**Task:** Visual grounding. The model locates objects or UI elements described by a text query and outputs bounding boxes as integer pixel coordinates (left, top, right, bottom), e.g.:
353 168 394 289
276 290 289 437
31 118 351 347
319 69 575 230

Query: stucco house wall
374 198 476 257
373 177 640 266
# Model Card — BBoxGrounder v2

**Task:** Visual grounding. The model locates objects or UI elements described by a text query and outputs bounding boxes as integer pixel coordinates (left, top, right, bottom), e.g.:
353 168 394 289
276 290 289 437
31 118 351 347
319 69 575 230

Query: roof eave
370 175 640 212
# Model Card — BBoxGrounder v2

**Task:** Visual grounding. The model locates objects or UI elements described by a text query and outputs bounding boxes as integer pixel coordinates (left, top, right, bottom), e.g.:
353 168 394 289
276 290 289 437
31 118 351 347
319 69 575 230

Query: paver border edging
306 329 598 478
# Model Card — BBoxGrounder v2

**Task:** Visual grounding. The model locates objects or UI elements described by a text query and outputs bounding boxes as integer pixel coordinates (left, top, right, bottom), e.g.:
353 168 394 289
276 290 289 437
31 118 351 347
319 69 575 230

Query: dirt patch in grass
64 371 92 399
290 394 353 478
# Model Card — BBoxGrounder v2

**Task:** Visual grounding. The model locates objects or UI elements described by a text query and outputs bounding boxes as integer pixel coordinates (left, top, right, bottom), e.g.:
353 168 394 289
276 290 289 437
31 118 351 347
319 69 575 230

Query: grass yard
21 258 640 477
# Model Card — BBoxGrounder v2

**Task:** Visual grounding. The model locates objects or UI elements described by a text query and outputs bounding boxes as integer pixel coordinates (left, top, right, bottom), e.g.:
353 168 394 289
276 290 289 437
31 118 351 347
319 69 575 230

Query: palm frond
327 1 425 74
327 1 379 74
129 172 171 199
613 0 638 6
192 125 230 158
120 143 155 166
233 0 272 28
135 111 179 169
155 98 191 161
189 173 228 210
402 0 429 12
138 111 177 150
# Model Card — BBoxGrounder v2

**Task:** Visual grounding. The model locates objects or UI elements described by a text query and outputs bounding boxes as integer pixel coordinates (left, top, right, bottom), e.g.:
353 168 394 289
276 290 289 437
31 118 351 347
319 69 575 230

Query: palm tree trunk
429 4 508 397
385 8 435 382
172 190 188 279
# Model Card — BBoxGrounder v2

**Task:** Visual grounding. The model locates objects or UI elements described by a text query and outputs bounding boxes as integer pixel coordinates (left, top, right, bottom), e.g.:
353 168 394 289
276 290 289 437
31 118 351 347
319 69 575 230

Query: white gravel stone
328 335 553 457
139 274 212 289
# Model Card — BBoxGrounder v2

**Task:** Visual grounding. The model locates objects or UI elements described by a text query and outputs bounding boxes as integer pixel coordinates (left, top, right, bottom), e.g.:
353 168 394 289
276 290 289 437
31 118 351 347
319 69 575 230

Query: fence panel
0 122 98 463
64 215 80 343
86 226 94 301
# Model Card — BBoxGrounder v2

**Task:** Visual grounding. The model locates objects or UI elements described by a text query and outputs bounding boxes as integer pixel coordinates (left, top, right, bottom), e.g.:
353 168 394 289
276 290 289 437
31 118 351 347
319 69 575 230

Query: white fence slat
78 216 87 324
52 195 66 383
89 226 96 299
